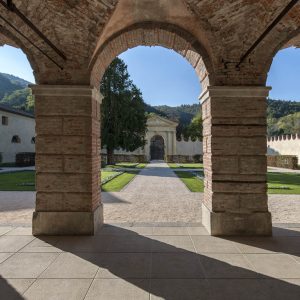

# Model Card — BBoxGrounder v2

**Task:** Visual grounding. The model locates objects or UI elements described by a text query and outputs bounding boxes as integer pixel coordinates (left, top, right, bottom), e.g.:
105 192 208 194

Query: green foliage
185 113 203 141
100 58 147 163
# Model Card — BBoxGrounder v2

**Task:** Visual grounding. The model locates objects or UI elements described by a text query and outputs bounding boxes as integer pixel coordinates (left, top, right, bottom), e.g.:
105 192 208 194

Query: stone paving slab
0 224 299 299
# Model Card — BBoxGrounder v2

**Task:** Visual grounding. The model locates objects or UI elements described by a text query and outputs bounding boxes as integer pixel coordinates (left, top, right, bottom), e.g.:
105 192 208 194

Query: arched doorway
150 135 165 161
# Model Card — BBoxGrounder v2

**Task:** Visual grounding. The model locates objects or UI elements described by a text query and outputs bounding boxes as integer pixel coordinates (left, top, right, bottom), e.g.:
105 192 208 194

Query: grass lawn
102 171 138 192
168 163 203 169
0 171 35 191
105 163 147 169
101 171 120 181
175 171 204 192
268 172 300 194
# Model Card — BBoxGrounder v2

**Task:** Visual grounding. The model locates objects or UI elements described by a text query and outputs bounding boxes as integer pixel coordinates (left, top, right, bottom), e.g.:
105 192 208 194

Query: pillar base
202 204 272 236
32 205 103 236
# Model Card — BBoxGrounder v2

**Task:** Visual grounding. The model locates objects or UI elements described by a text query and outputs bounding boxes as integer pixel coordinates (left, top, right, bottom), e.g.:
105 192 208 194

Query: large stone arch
90 22 214 90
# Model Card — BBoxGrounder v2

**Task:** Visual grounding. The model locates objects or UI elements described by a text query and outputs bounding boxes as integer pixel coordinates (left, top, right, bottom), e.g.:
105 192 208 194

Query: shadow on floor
2 225 298 299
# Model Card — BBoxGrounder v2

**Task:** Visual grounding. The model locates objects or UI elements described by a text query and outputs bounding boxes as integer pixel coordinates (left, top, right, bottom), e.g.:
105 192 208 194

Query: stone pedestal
201 86 272 236
31 85 103 235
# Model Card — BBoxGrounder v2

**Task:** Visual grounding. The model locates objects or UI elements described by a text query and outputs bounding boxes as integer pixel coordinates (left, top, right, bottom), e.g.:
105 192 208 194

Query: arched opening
150 135 165 161
0 35 36 226
265 42 300 224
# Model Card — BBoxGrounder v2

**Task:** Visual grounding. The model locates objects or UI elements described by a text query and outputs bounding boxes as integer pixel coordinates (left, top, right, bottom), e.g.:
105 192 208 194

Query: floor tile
0 278 35 299
272 227 300 237
40 252 99 279
0 227 13 236
0 236 34 252
95 253 151 279
84 279 149 300
246 253 300 278
209 279 268 300
19 237 62 253
191 236 240 253
107 235 152 252
0 252 58 278
23 279 91 300
98 225 153 236
199 253 258 278
151 253 205 278
0 252 13 264
150 279 212 300
187 227 209 235
152 227 188 235
55 236 111 253
257 279 300 300
152 235 195 253
5 227 32 236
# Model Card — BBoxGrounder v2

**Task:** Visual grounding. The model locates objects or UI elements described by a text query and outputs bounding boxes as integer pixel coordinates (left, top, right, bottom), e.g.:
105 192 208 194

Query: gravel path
0 161 299 226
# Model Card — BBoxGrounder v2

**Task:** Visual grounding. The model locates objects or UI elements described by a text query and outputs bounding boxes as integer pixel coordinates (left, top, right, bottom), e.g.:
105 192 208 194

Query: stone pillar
32 85 103 235
201 86 272 236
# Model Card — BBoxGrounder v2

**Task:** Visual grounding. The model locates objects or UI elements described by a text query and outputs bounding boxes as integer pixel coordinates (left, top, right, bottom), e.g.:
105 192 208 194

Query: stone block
32 205 103 235
202 204 272 236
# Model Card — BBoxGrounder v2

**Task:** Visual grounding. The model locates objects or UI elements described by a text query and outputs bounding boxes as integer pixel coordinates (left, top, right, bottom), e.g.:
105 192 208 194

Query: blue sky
0 45 299 105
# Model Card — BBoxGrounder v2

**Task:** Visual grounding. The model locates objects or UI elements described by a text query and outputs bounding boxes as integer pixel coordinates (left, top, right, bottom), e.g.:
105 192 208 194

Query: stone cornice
199 86 272 104
30 85 103 104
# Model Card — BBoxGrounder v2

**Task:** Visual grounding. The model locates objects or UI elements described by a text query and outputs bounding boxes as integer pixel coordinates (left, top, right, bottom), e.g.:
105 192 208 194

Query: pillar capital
199 86 272 104
30 84 103 104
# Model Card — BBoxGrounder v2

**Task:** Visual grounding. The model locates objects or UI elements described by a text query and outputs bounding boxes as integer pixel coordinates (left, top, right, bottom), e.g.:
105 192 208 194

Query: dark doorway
150 135 165 160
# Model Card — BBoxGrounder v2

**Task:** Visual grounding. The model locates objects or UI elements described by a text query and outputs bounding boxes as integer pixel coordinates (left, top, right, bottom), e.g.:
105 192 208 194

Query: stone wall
267 134 300 161
176 139 203 156
267 155 298 170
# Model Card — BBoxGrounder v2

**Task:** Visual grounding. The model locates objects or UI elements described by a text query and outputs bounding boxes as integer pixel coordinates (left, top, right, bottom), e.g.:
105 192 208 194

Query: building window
11 135 21 143
2 116 8 126
31 137 36 144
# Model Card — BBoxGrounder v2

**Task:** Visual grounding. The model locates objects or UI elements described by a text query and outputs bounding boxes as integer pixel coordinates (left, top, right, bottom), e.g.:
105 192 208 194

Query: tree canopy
100 58 147 164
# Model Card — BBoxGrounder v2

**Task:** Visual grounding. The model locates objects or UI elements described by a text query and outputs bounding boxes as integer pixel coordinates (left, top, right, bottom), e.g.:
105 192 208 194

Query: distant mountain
267 99 300 119
0 72 31 100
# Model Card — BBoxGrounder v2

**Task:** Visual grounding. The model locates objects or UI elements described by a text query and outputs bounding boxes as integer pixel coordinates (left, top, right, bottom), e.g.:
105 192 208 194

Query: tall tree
100 58 147 164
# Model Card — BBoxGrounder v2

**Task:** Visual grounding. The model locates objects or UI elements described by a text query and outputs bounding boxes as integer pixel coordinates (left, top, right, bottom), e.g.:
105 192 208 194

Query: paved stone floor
0 162 300 298
0 224 300 299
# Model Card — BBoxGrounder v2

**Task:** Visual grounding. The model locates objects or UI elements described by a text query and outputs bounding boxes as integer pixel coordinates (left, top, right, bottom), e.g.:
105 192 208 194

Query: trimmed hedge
267 155 298 170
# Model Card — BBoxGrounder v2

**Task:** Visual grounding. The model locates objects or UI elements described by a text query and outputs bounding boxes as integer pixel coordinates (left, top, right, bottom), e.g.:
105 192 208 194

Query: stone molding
30 85 103 104
199 86 272 104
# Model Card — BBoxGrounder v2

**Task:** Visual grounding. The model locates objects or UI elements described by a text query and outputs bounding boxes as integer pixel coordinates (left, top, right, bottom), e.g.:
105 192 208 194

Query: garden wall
267 155 298 170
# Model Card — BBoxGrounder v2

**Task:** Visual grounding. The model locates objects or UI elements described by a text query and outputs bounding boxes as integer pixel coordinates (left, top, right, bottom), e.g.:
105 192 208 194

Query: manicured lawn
0 171 35 191
168 163 203 169
268 172 300 194
102 171 138 192
105 163 147 169
175 171 204 192
101 171 120 181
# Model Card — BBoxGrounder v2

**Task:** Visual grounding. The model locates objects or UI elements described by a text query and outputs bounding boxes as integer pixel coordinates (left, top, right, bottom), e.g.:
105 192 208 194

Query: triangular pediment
147 114 178 128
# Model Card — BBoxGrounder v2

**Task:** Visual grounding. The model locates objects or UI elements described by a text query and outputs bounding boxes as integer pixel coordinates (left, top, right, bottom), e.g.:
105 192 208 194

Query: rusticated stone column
31 85 103 235
201 86 272 236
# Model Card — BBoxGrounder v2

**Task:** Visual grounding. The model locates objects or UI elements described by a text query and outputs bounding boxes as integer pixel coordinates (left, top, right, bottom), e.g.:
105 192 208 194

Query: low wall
267 155 298 170
176 139 203 156
102 154 147 163
267 134 300 161
167 155 203 163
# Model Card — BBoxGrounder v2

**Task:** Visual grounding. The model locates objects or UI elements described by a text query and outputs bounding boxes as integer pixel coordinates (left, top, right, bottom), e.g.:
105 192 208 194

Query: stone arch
0 26 41 82
89 22 214 90
262 29 300 83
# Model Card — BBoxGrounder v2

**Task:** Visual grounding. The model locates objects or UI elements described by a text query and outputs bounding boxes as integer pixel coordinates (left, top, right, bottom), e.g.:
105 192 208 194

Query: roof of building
147 113 178 127
0 104 35 119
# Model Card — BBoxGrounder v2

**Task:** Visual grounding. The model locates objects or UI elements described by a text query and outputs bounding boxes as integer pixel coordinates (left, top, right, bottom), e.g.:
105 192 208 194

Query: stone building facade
0 105 35 163
1 0 299 236
101 114 203 162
